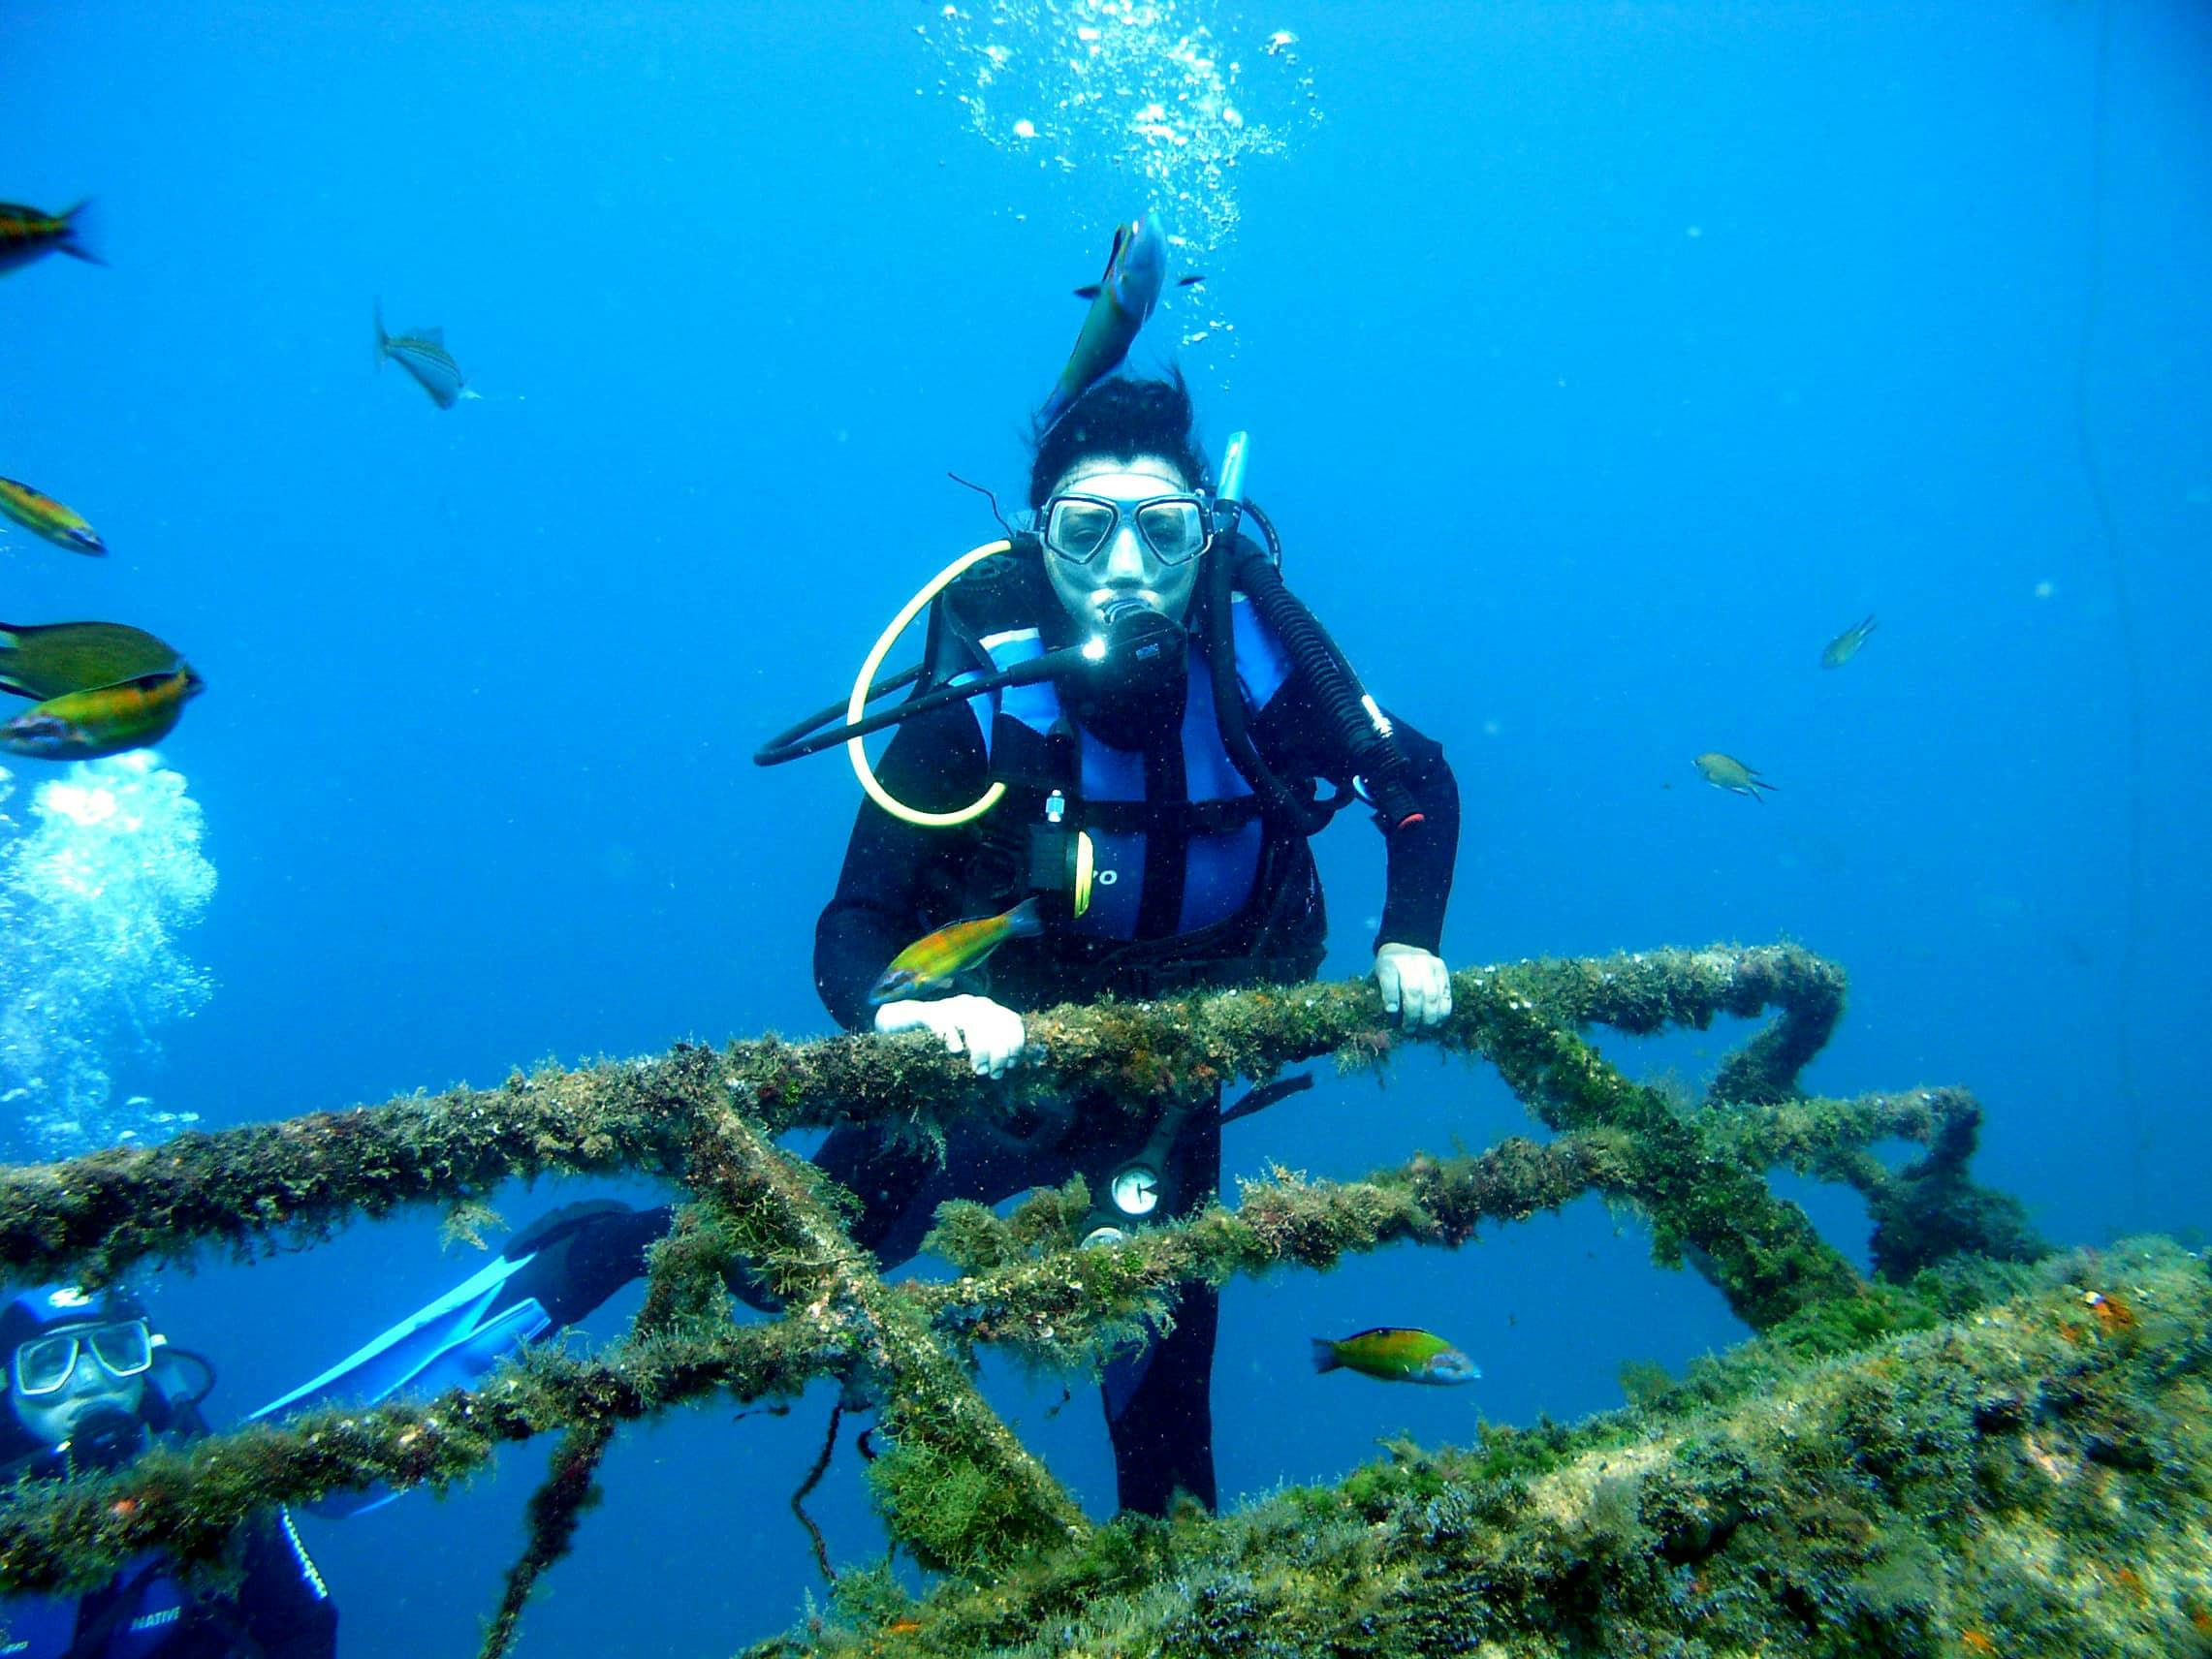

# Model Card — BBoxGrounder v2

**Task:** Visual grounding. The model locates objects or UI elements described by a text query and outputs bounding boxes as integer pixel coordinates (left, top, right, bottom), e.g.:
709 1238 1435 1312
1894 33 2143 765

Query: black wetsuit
0 1447 335 1659
479 575 1457 1518
808 595 1458 1515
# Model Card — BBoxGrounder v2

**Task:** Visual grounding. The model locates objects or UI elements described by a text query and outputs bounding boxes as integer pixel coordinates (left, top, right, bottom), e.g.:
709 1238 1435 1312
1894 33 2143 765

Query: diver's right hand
875 995 1027 1079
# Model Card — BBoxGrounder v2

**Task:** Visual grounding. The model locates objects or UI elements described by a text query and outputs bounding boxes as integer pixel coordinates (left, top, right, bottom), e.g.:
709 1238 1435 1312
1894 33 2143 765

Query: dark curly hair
1027 369 1212 509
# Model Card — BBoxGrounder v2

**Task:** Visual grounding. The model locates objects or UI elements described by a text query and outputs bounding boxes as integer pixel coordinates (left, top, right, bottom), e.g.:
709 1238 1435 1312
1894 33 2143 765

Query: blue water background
3 3 2207 1652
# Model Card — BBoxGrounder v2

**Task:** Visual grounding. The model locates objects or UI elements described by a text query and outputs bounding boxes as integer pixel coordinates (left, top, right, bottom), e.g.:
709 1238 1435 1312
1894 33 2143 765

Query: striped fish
0 476 105 556
0 668 205 762
374 299 482 410
0 201 101 277
1039 212 1202 429
869 898 1045 1006
1311 1328 1480 1387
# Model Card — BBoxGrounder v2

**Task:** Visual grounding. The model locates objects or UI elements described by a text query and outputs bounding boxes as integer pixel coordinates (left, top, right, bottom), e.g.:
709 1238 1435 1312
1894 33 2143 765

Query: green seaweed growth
0 940 2107 1653
765 1239 2212 1659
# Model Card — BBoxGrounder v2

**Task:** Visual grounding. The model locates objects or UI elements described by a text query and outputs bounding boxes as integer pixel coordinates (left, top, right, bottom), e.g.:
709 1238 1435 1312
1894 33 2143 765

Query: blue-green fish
1040 212 1201 428
1819 613 1879 670
1693 752 1776 801
374 299 482 410
1311 1327 1480 1387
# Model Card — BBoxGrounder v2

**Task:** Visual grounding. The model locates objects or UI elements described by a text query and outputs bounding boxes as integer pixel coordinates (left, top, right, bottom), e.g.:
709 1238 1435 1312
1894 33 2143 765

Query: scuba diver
232 371 1458 1526
789 370 1460 1513
0 1284 337 1659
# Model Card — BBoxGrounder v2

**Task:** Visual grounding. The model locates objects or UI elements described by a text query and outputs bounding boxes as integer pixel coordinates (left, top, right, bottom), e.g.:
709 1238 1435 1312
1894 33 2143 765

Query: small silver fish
374 299 483 410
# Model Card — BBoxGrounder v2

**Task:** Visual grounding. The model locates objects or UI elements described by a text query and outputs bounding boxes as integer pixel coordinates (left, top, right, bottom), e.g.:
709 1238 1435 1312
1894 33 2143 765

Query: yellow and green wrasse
1040 211 1203 428
1693 751 1776 801
1311 1328 1481 1387
0 200 101 277
0 477 105 556
0 621 185 702
374 299 483 410
0 669 205 762
869 898 1045 1007
1819 612 1880 670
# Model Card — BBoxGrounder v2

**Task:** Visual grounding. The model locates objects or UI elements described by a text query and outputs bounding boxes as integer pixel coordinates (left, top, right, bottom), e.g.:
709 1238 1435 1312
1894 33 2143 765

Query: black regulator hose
754 646 1097 767
1209 528 1331 835
1218 543 1428 833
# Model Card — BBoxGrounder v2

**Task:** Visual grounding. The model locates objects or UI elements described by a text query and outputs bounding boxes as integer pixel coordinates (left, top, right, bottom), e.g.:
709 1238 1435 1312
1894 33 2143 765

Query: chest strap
1072 796 1263 835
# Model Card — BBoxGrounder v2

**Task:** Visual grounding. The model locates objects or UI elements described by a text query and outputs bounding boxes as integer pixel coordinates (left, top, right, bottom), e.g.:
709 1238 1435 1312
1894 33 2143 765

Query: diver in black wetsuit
262 374 1458 1524
804 373 1460 1515
0 1285 337 1659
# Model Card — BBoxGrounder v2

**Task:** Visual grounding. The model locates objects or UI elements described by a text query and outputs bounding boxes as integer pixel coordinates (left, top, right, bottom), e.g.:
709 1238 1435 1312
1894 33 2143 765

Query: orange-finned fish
1819 612 1880 670
1311 1327 1481 1387
869 898 1045 1006
0 476 106 556
0 669 205 761
374 298 483 410
0 201 101 277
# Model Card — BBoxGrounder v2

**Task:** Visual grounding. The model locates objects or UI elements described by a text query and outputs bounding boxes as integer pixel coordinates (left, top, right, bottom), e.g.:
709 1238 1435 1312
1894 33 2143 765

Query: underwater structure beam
0 940 2052 1637
770 1238 2209 1658
0 945 1850 1288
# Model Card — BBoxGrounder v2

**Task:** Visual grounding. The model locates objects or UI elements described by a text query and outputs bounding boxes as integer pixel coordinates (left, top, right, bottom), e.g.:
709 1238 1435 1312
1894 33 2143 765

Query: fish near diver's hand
1375 942 1452 1029
870 899 1043 1005
875 995 1027 1080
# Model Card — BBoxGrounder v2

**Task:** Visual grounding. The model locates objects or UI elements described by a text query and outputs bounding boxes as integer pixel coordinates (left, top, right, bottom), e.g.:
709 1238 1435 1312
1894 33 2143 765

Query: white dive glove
874 994 1027 1079
1375 943 1453 1029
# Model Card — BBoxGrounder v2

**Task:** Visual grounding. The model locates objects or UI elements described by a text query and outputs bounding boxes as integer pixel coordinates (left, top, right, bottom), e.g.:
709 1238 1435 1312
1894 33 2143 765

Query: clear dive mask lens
13 1321 154 1396
1043 493 1210 567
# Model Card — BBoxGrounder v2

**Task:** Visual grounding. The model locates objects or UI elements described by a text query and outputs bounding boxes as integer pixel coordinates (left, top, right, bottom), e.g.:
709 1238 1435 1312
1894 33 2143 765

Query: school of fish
4 200 206 759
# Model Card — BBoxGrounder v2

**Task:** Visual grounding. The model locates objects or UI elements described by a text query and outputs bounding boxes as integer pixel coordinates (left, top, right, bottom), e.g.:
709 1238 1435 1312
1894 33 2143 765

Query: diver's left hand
1375 943 1453 1028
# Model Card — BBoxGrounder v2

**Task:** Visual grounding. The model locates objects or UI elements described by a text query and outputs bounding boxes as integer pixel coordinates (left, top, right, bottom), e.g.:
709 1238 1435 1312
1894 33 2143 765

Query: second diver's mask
12 1319 155 1396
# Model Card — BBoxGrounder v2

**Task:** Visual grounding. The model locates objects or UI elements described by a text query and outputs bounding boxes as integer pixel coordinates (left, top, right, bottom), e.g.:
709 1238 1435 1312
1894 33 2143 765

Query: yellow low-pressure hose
847 539 1011 828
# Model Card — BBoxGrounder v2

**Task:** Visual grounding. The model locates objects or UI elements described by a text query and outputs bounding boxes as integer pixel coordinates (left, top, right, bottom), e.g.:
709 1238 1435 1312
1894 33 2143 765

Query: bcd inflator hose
1233 548 1426 833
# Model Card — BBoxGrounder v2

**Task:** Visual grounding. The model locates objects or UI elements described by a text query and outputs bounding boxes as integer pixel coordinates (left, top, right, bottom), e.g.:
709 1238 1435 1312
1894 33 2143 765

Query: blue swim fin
249 1249 553 1517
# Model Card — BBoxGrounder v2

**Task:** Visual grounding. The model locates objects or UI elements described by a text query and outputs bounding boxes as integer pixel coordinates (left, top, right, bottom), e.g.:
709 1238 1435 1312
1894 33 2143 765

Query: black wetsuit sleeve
814 700 994 1031
492 1201 675 1329
1250 687 1460 955
233 1511 337 1659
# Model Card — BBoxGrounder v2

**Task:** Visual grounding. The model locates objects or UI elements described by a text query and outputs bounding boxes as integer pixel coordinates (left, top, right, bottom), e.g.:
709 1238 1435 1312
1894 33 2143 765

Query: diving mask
14 1319 154 1396
1042 491 1211 567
